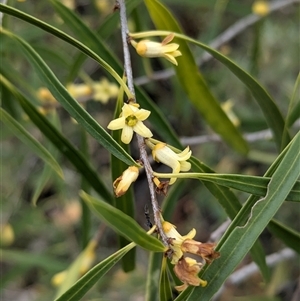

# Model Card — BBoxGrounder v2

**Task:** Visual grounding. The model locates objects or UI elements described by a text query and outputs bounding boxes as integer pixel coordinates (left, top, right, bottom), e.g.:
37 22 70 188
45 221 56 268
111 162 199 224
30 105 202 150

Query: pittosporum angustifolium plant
1 0 299 300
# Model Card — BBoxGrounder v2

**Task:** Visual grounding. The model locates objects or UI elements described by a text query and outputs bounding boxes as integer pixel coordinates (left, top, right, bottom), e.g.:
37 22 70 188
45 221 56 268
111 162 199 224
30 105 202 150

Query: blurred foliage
1 0 299 300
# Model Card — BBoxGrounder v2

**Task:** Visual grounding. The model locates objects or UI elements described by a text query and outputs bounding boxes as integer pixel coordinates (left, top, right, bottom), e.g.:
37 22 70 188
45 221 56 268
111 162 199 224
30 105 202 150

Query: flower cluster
163 221 220 291
106 31 220 291
37 77 119 111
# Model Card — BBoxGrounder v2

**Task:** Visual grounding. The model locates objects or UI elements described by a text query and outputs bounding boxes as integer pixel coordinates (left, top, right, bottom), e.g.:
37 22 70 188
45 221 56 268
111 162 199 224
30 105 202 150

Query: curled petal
107 117 125 130
162 54 178 66
133 121 153 138
181 241 220 264
161 43 180 53
177 146 192 161
174 257 205 287
180 161 191 172
121 126 134 144
172 50 182 58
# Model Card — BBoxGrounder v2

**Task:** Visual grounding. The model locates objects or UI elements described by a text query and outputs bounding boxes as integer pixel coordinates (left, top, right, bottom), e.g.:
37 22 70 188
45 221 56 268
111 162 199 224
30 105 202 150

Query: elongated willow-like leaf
144 0 248 154
80 191 165 252
31 112 61 206
145 252 163 301
55 239 98 298
54 242 136 301
0 3 180 148
110 79 136 272
159 256 173 301
1 29 138 167
154 173 300 202
0 108 63 179
1 76 114 204
185 132 300 301
189 156 270 282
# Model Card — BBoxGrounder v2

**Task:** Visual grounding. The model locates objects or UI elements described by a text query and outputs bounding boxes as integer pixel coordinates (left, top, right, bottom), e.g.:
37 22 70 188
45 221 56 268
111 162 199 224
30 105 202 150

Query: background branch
134 0 299 86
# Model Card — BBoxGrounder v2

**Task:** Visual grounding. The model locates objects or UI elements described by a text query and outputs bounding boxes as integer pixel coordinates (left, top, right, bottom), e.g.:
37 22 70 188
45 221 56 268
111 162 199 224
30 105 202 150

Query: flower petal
161 43 180 53
133 121 153 138
107 117 125 130
134 109 151 121
121 126 134 144
180 161 191 172
162 54 178 66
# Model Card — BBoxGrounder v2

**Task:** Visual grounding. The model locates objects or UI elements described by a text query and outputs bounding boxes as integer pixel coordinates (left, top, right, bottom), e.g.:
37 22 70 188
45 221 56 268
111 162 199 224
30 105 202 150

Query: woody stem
117 0 169 247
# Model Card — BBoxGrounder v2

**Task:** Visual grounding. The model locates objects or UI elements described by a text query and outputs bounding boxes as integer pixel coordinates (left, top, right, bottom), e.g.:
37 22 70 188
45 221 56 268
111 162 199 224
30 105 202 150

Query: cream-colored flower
146 140 191 185
131 33 182 66
107 103 152 144
92 78 119 103
163 221 196 264
113 166 139 197
66 83 93 99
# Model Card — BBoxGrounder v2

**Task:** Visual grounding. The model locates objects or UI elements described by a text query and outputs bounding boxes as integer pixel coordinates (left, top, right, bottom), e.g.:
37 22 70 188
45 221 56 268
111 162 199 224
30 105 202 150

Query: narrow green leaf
186 132 300 300
145 252 163 301
0 108 63 179
1 28 137 167
32 111 61 206
80 191 165 252
155 173 300 202
159 256 173 301
144 0 248 154
1 76 114 203
0 4 132 98
54 242 136 301
31 161 54 206
268 219 300 254
55 239 97 298
111 78 136 272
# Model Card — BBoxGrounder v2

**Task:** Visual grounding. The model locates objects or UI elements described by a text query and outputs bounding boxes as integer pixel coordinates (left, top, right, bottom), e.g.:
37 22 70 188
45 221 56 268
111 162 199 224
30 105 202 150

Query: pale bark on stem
117 0 169 247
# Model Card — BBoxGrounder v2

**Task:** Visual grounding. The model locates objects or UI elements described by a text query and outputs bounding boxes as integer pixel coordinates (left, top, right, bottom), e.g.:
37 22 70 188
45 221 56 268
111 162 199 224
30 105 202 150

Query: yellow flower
163 221 196 264
252 1 270 16
107 103 152 144
66 83 93 99
113 166 139 197
131 33 182 66
146 140 191 185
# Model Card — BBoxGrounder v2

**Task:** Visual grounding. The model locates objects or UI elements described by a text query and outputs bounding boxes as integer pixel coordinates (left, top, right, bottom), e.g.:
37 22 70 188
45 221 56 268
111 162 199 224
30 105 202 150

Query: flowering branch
117 0 169 246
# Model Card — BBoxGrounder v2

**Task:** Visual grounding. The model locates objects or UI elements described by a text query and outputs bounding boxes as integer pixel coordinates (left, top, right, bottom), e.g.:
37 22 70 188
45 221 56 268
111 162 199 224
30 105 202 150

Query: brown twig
117 0 169 247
